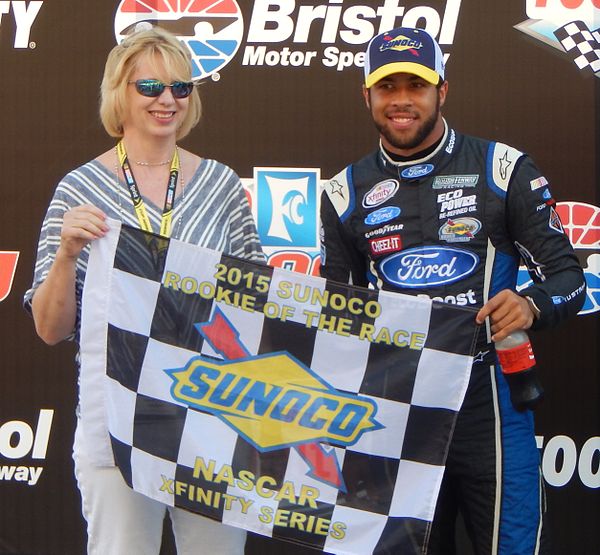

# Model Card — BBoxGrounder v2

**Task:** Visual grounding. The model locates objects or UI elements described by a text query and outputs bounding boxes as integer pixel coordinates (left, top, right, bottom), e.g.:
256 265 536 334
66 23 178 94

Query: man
320 27 586 554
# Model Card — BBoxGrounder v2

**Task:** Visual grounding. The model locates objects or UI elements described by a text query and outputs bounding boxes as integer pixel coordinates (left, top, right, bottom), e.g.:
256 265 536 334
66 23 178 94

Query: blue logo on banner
401 164 434 179
365 206 401 226
380 246 479 288
256 169 318 247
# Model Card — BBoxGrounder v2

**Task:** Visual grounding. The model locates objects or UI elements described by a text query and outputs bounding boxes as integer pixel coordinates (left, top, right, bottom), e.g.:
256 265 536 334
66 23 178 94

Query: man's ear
438 80 448 108
362 85 370 109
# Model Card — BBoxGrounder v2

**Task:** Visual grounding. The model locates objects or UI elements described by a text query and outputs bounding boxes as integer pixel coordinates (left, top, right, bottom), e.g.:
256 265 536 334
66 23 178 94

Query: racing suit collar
378 118 453 174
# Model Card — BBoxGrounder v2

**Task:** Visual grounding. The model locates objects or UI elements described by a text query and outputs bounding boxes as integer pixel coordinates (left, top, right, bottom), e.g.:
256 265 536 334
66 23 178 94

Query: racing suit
320 122 586 554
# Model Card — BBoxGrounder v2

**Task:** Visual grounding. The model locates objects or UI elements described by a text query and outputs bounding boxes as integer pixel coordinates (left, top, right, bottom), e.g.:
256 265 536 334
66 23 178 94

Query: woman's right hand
59 204 109 259
31 205 108 345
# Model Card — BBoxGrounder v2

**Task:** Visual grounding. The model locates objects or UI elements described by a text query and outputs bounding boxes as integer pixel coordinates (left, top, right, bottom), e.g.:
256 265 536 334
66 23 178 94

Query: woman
24 27 263 554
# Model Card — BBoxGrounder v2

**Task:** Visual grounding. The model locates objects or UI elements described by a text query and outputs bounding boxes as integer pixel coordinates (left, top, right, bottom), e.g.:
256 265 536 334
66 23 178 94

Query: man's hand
476 289 535 342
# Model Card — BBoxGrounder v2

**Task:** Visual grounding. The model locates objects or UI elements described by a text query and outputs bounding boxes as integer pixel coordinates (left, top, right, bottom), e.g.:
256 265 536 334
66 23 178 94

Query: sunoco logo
164 307 383 490
114 0 461 78
380 34 423 54
114 0 244 81
164 307 381 491
166 351 381 451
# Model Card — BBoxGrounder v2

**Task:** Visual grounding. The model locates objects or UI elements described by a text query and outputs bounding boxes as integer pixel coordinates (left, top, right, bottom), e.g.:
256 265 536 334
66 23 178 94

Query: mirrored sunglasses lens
171 82 193 98
136 80 164 97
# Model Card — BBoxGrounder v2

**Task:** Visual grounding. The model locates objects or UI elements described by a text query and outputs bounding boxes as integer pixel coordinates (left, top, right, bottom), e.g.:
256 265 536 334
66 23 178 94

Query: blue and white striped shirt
24 157 265 341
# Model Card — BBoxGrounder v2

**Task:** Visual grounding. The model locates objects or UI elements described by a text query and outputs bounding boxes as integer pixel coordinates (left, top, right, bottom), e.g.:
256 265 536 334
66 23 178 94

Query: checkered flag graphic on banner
80 221 479 555
554 20 600 74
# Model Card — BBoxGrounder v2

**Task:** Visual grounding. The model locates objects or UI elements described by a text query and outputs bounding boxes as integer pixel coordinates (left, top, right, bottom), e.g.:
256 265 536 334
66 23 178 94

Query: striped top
24 157 265 342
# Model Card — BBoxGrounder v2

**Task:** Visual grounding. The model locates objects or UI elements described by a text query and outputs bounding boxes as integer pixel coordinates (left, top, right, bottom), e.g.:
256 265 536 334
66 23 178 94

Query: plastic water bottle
495 330 544 411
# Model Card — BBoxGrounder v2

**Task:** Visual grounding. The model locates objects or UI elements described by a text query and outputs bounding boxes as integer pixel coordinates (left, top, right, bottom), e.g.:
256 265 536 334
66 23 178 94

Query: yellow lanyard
116 140 180 237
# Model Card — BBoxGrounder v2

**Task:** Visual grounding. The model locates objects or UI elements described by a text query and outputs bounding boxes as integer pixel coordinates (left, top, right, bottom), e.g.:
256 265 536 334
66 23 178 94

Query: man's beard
373 94 441 152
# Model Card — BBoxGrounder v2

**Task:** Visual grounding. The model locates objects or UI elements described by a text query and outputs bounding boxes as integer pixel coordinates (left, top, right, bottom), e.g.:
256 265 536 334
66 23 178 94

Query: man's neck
379 119 448 166
382 136 444 163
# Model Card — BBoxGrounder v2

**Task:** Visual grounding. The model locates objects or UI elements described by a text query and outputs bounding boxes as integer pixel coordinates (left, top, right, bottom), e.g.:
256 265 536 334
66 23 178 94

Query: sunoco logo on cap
114 0 244 81
380 34 423 54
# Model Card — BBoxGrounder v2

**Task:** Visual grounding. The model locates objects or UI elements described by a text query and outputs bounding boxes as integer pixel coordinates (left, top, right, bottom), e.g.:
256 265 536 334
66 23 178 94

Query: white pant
73 423 247 555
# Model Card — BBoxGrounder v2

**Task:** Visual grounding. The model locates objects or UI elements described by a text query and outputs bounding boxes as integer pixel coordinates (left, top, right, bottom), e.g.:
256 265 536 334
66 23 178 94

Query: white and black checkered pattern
554 20 600 74
81 223 478 555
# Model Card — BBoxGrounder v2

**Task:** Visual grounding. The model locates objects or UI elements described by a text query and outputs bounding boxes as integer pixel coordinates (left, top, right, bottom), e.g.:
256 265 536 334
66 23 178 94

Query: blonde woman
25 27 263 554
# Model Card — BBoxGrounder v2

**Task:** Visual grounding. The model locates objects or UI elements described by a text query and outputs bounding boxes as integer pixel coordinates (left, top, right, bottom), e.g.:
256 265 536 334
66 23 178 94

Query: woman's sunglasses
129 79 195 99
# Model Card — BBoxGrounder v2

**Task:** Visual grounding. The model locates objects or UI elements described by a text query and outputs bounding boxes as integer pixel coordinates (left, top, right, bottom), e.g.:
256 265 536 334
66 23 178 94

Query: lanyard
116 140 180 237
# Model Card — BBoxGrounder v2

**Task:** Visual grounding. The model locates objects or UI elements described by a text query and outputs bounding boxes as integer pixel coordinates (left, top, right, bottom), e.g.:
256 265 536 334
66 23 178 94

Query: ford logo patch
379 246 479 288
364 206 401 226
401 164 434 179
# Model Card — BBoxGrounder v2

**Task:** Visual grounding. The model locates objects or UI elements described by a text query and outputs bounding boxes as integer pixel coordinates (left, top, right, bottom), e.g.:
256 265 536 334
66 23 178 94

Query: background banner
0 1 598 554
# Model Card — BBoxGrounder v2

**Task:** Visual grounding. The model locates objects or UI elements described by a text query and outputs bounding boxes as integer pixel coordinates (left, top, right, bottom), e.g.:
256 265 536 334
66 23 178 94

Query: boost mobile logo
0 1 43 49
114 0 244 81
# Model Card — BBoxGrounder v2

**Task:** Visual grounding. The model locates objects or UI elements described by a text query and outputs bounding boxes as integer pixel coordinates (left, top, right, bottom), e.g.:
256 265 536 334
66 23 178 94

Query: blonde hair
100 26 201 140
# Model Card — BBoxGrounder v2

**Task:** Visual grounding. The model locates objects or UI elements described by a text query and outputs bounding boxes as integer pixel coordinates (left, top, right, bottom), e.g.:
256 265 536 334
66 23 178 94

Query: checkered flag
554 20 600 74
80 221 479 555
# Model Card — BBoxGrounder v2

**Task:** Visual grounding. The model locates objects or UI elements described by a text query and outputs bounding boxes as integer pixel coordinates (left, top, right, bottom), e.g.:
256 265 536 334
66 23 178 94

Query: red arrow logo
297 442 346 491
0 252 19 303
197 308 346 492
196 309 249 359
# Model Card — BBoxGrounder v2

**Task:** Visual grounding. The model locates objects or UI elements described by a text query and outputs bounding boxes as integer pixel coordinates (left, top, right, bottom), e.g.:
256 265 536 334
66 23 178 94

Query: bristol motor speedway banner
79 221 477 554
1 1 599 554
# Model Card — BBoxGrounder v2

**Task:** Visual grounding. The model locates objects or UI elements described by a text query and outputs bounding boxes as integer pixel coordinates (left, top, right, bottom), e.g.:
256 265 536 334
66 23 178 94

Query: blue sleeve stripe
490 250 519 298
340 166 356 223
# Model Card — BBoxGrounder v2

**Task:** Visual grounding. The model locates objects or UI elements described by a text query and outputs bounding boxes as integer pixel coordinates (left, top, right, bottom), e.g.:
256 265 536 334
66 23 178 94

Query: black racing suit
320 123 586 554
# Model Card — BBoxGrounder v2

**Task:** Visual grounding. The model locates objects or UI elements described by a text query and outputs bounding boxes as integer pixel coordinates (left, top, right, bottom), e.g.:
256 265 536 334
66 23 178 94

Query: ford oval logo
379 246 479 288
401 164 434 179
364 206 401 226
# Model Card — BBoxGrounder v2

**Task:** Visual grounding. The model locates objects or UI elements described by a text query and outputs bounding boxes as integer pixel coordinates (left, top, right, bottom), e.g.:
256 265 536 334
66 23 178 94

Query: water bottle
495 330 544 411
